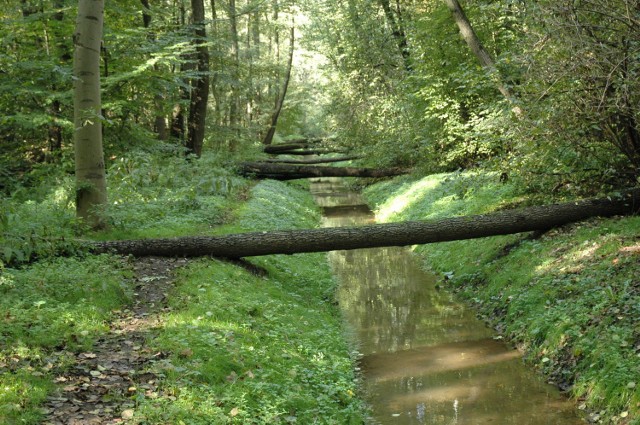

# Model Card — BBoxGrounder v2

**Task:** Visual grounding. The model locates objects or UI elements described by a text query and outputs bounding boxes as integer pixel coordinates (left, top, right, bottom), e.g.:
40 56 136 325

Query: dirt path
42 257 188 425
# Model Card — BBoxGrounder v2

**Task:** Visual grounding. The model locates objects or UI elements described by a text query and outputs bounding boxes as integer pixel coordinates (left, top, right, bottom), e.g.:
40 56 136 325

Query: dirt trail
42 257 187 425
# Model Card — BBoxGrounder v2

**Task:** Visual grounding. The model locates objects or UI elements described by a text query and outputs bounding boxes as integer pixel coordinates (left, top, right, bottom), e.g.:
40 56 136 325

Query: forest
1 0 639 423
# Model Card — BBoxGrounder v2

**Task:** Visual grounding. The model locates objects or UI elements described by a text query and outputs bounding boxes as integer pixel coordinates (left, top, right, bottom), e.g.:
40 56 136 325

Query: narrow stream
310 179 584 425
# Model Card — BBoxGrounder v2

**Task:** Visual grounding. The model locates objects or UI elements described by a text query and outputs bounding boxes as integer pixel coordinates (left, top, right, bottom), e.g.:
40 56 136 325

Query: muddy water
310 179 583 425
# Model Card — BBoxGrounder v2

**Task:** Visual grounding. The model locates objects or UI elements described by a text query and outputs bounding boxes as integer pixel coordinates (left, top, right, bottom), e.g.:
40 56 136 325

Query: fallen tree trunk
239 162 409 180
90 188 640 258
263 142 308 154
268 148 348 156
264 155 363 164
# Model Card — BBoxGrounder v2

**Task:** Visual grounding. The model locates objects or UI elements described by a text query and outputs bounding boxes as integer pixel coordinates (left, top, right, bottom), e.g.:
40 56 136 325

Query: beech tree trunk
73 0 108 229
239 162 409 180
89 189 640 258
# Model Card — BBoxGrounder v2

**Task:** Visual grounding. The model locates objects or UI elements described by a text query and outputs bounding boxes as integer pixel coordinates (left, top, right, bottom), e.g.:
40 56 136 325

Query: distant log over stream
90 188 640 258
239 162 409 180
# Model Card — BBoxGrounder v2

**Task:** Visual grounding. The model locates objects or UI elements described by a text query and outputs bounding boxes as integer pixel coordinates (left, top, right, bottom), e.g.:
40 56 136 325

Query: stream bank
312 178 583 424
362 172 640 424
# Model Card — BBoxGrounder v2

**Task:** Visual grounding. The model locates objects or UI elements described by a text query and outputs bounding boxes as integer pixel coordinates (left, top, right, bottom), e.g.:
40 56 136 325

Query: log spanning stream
310 179 584 425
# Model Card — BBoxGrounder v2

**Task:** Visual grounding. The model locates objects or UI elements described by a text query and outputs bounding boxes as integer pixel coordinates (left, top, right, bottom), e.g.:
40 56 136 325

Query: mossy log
90 189 640 258
239 162 409 180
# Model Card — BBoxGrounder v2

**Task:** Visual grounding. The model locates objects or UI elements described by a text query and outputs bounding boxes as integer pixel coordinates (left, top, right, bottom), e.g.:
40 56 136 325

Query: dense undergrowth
363 172 640 425
0 150 366 424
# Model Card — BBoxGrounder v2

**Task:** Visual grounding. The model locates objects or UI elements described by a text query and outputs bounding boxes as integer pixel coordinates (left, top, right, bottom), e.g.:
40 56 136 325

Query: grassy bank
363 172 640 425
131 179 366 424
1 151 366 424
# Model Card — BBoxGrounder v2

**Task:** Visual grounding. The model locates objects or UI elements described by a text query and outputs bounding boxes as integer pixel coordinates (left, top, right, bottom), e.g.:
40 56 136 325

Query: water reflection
310 179 583 425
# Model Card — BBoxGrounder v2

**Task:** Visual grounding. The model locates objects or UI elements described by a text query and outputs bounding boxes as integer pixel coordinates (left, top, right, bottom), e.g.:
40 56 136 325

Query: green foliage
132 180 366 424
101 148 251 239
364 172 640 423
0 175 81 267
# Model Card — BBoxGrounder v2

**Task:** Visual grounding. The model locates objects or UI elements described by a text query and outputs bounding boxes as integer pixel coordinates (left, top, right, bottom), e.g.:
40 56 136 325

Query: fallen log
90 188 640 258
264 155 363 165
269 148 349 156
263 142 309 154
239 162 409 180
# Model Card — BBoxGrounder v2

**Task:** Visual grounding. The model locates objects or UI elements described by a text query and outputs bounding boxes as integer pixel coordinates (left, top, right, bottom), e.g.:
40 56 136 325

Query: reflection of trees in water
313 179 488 354
330 245 477 354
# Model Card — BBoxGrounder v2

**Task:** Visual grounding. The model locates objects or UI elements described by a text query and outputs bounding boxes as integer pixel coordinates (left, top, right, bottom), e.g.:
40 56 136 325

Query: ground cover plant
131 179 366 424
363 172 640 425
2 148 366 423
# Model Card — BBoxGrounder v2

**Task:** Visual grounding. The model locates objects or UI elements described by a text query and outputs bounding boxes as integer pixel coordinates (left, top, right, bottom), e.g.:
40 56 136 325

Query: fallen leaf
230 407 240 417
121 408 135 419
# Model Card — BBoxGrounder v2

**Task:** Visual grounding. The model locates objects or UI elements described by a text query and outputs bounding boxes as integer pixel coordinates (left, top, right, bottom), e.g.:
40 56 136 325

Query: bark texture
90 189 640 258
73 0 108 228
239 162 409 180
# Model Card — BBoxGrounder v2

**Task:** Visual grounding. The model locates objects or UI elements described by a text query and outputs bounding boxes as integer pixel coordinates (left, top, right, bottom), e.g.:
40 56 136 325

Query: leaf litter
42 257 188 424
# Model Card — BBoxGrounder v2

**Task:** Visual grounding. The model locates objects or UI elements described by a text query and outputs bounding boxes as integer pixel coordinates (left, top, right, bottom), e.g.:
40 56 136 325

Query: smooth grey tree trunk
73 0 108 229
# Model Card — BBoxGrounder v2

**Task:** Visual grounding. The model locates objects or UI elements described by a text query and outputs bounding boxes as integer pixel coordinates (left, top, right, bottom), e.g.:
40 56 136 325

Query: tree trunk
264 156 363 164
141 0 169 141
228 0 240 132
239 162 409 179
48 0 69 157
89 189 640 258
73 0 108 229
171 1 189 143
263 141 309 153
443 0 519 112
185 0 210 157
378 0 410 71
262 25 295 145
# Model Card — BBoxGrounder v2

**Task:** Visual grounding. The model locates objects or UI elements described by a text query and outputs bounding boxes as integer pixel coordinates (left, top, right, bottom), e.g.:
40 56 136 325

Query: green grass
132 180 366 424
2 149 366 423
363 171 640 425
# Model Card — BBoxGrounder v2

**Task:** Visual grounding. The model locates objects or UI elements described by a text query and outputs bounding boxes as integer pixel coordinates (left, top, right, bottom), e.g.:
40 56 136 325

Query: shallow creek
310 179 583 425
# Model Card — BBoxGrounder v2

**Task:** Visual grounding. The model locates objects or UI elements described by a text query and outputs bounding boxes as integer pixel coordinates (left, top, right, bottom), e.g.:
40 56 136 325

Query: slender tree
378 0 410 71
73 0 108 228
262 25 294 145
185 0 210 156
443 0 517 107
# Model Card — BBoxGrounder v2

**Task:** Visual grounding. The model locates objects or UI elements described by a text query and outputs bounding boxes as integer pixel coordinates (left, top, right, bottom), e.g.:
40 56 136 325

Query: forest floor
41 257 187 424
